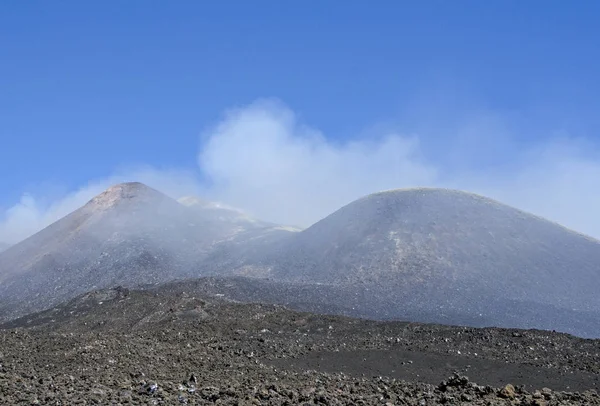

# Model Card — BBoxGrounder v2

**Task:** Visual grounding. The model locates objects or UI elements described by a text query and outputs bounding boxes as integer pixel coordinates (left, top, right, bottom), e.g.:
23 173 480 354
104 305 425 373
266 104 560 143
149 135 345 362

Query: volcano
250 188 600 336
0 182 295 320
2 184 600 337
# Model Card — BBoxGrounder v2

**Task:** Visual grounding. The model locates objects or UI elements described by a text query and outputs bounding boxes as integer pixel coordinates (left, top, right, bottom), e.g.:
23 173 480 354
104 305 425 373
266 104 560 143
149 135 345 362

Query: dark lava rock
0 284 598 404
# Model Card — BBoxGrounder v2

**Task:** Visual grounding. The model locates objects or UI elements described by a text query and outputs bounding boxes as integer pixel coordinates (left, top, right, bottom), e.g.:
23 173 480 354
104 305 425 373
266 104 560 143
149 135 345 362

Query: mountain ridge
366 187 600 243
0 182 298 321
1 182 599 337
227 187 600 336
195 188 600 337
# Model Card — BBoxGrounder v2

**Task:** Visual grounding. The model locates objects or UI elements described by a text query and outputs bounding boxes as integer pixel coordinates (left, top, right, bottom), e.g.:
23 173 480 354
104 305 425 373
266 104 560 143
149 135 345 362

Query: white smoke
197 99 600 238
1 99 599 245
197 99 438 227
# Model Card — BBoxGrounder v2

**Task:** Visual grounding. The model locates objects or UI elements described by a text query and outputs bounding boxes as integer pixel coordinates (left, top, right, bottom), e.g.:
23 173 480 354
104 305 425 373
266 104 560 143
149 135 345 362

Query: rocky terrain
0 282 599 405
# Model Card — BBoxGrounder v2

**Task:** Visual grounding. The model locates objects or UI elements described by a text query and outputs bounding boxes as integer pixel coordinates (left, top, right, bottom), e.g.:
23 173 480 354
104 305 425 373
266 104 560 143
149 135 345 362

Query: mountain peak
85 182 167 210
364 187 490 201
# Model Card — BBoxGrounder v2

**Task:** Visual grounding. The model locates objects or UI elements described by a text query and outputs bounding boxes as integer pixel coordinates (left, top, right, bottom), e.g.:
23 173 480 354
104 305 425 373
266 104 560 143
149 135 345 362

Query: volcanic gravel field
0 284 599 405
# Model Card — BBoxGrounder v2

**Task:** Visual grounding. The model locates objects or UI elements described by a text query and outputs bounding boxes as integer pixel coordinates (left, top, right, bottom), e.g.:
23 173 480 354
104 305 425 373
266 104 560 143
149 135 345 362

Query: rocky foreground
0 283 599 405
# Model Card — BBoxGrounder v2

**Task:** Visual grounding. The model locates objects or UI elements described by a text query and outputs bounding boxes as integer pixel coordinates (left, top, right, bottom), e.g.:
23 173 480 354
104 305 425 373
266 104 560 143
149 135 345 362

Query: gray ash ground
1 282 599 405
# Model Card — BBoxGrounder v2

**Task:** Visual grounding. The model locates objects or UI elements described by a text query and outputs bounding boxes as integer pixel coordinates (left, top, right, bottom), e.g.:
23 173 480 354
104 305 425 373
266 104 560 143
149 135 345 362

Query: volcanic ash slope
259 188 600 336
0 182 295 320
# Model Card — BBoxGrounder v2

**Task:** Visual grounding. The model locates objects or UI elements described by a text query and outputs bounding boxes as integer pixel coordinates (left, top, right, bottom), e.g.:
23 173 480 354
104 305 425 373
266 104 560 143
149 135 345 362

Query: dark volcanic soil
0 281 599 405
272 348 600 393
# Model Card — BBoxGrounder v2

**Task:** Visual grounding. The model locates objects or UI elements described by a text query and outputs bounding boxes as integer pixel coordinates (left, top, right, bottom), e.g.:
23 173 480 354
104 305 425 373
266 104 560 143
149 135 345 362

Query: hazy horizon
2 2 599 245
1 98 599 246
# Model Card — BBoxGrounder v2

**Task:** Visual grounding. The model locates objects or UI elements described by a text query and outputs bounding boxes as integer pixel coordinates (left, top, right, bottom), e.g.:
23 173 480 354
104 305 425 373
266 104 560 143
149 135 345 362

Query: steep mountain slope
0 183 195 319
249 188 600 335
0 242 9 253
0 183 295 320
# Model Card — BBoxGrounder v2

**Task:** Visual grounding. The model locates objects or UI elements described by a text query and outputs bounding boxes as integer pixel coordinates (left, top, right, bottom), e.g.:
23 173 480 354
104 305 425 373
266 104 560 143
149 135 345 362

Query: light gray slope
0 243 9 253
177 196 303 276
0 183 295 321
256 188 600 336
178 196 278 229
178 195 302 276
0 183 198 319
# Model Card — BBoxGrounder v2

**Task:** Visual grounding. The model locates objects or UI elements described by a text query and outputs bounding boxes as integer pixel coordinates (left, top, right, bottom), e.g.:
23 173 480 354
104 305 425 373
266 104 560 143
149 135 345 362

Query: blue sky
1 1 600 243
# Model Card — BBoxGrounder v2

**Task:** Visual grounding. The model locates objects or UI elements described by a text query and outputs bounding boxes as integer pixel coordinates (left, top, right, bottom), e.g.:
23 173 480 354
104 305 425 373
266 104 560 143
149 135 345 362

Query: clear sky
1 1 600 243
